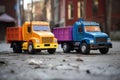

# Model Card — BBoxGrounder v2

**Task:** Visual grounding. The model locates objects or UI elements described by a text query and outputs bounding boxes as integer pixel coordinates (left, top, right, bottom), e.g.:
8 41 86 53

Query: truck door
23 25 32 41
27 26 32 40
77 25 84 41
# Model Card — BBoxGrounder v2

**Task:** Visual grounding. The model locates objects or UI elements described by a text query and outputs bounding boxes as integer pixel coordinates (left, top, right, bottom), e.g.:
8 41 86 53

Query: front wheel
47 49 56 54
80 43 90 54
28 43 36 54
99 48 109 54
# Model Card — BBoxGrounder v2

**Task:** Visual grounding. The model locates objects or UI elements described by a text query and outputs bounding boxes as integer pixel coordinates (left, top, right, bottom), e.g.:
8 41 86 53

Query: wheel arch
61 41 72 48
81 38 91 44
28 37 38 43
11 41 23 48
81 40 87 44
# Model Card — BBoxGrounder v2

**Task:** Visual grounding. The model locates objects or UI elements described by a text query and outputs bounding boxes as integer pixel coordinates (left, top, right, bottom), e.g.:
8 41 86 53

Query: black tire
28 43 36 54
99 48 109 54
13 43 22 53
80 43 90 54
63 43 71 53
47 49 56 54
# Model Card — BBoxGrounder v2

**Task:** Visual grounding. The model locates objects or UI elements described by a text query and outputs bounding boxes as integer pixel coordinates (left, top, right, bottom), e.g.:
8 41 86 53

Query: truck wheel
63 43 71 53
99 48 109 54
80 43 90 54
13 43 22 53
28 43 36 54
47 49 56 54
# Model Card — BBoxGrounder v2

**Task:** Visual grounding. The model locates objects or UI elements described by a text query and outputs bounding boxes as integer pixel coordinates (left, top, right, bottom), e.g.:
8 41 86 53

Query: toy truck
53 19 112 54
6 21 58 54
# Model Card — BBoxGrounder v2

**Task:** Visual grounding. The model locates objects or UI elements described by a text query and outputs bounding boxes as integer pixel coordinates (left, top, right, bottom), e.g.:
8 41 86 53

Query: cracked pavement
0 41 120 80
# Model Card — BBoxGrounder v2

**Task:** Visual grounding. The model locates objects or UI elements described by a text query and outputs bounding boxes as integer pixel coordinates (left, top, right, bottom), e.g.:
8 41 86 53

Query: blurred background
0 0 120 42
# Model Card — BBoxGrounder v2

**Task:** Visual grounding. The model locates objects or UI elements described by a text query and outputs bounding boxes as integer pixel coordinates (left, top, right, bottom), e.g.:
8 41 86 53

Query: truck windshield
85 26 101 32
33 26 50 31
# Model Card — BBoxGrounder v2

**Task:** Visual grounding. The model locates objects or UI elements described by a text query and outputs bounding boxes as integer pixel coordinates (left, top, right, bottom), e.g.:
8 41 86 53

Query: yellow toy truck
6 21 58 54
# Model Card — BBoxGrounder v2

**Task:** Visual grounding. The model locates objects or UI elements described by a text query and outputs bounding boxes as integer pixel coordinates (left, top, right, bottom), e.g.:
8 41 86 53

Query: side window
78 27 83 32
28 26 31 33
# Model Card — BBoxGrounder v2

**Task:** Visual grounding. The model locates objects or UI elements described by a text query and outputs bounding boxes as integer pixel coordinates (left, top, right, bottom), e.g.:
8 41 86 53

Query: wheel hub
63 44 67 50
81 45 86 52
28 45 32 52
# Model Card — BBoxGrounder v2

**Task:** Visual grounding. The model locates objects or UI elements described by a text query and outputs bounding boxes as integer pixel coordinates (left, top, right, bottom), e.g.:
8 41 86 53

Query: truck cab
22 21 58 54
73 19 112 54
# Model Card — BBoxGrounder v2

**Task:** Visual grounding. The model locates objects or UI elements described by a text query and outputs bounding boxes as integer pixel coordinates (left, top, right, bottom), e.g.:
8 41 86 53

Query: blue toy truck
53 19 112 54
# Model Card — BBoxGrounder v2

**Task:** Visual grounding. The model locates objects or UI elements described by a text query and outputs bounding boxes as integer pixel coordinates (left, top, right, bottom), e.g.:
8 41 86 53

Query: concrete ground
0 41 120 80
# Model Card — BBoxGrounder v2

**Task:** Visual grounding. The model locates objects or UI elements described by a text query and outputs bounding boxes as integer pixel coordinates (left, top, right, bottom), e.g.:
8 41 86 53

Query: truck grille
96 37 107 43
42 37 53 43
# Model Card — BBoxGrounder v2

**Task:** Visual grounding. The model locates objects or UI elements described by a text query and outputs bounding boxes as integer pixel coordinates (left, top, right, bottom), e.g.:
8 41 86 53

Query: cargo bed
53 26 73 43
6 27 23 43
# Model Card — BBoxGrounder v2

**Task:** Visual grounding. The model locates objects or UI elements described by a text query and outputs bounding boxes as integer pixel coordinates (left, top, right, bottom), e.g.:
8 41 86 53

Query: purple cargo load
53 26 73 42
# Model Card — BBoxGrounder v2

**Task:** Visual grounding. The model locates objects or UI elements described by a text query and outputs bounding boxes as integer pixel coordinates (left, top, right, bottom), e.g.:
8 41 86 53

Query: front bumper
90 43 112 50
34 43 58 49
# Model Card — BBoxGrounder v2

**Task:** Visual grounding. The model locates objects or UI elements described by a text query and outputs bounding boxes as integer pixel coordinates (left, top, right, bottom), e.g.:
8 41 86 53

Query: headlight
54 39 57 43
90 40 94 43
107 38 111 42
36 39 40 43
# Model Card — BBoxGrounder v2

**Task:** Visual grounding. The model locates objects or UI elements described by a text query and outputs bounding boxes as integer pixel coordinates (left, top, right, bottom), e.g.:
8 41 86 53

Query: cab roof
24 21 49 26
75 19 99 26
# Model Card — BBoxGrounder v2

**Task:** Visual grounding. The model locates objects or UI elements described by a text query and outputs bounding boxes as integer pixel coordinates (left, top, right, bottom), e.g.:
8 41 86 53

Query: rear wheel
63 43 71 53
13 43 22 53
47 49 56 54
80 43 90 54
99 48 109 54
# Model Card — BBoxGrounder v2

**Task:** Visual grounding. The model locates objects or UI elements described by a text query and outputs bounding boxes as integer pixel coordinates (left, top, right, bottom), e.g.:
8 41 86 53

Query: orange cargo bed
6 27 23 43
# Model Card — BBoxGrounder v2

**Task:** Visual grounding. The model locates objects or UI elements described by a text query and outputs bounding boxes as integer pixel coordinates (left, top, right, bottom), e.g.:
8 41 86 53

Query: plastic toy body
6 21 58 54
